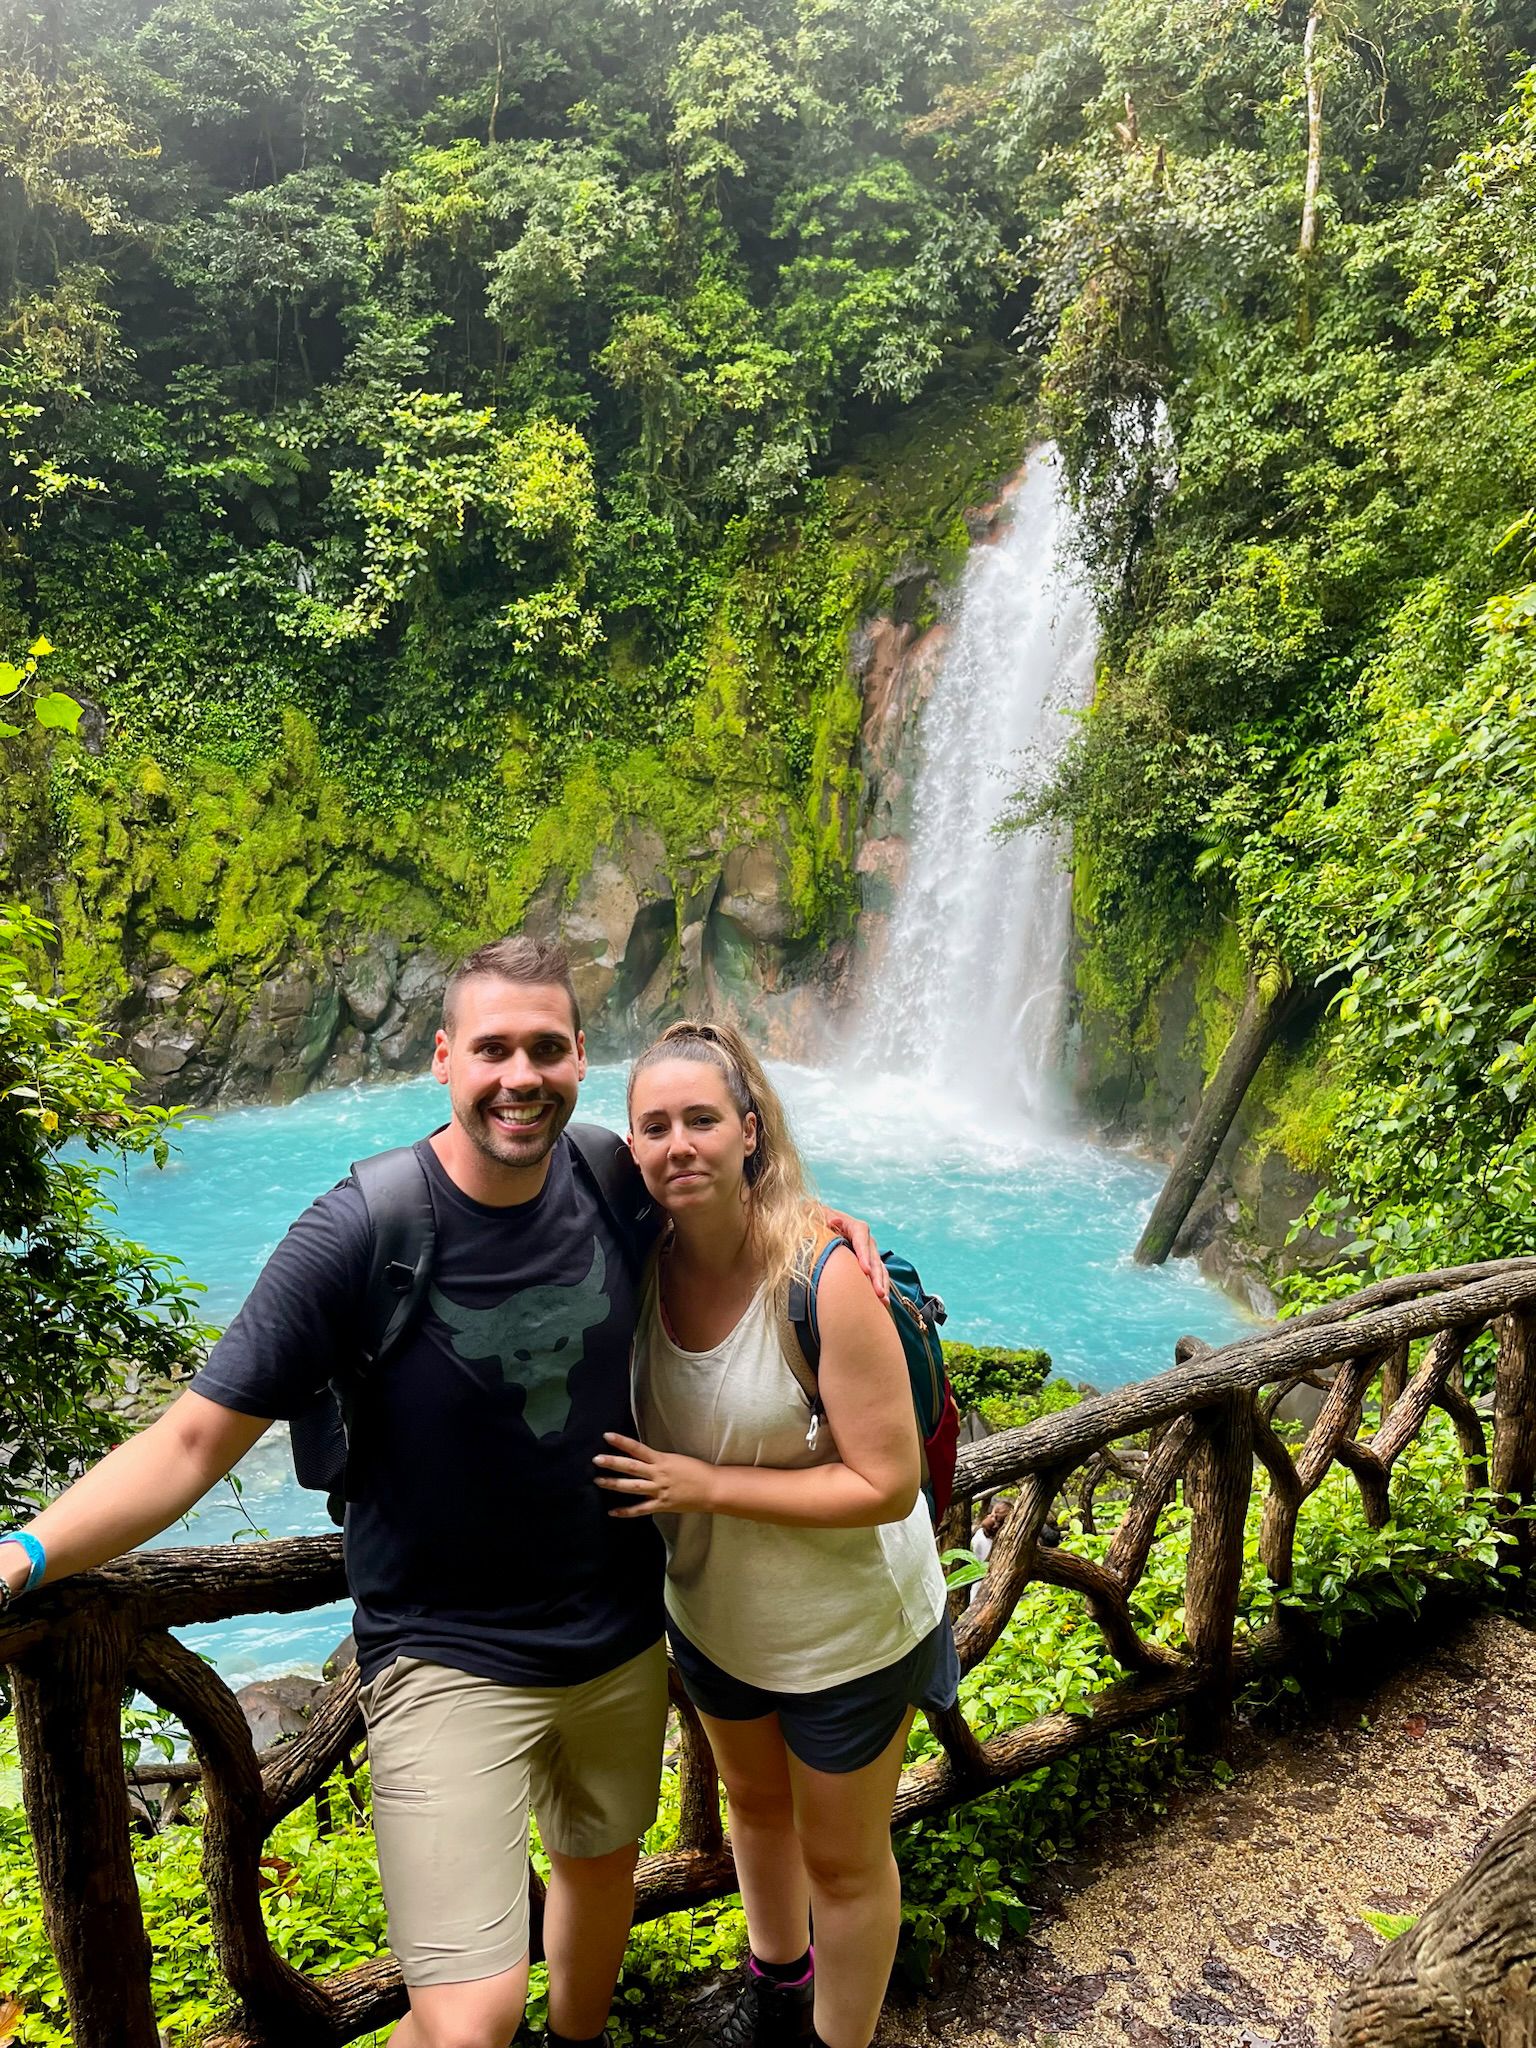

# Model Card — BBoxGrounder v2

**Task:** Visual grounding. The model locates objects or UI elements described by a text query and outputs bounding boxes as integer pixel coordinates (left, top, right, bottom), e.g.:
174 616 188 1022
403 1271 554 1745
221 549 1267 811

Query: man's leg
535 1640 669 2040
543 1841 641 2038
363 1659 547 2048
389 1961 530 2048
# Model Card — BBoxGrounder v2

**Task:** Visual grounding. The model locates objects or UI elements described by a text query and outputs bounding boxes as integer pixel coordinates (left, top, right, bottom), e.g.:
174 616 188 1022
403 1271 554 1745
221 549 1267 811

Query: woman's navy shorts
668 1616 961 1775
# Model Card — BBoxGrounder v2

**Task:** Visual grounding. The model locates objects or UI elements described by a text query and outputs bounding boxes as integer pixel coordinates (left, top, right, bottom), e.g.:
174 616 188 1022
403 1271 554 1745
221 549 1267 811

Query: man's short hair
441 936 582 1037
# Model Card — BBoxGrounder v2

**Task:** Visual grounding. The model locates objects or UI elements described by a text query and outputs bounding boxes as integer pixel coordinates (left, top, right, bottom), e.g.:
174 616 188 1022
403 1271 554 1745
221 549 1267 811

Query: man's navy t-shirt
191 1134 664 1687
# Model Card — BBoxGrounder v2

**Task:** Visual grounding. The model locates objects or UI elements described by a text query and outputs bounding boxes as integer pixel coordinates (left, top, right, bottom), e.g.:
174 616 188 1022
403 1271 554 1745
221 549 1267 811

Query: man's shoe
682 1965 814 2048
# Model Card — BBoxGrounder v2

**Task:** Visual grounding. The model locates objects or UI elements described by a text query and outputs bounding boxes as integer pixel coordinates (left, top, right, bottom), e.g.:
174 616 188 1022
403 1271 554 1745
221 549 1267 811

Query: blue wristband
0 1532 46 1595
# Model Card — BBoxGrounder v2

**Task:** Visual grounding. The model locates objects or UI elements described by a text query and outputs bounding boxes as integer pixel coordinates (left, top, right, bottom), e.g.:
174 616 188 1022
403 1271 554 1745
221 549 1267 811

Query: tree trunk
1332 1795 1536 2047
1299 6 1325 342
10 1621 160 2048
1135 973 1309 1266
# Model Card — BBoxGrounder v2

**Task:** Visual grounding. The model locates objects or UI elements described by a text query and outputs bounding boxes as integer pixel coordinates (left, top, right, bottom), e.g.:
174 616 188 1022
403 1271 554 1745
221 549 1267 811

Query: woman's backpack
775 1230 961 1522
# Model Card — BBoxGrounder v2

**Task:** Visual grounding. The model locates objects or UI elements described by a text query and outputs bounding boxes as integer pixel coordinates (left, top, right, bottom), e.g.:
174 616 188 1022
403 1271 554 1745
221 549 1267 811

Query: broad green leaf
0 663 22 698
32 691 83 733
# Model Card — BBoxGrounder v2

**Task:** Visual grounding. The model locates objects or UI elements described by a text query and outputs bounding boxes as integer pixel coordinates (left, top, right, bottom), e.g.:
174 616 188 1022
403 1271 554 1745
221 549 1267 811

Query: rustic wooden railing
3 1258 1536 2048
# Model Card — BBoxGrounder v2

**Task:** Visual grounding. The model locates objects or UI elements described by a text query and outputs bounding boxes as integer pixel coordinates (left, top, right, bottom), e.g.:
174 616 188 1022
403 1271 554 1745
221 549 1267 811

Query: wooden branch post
1494 1309 1536 1566
669 1671 724 1856
1332 1794 1536 2046
1183 1394 1253 1743
10 1619 161 2048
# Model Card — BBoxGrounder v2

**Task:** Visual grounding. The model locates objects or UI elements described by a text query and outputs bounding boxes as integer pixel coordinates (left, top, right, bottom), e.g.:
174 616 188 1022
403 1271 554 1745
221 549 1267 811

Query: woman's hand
594 1433 720 1517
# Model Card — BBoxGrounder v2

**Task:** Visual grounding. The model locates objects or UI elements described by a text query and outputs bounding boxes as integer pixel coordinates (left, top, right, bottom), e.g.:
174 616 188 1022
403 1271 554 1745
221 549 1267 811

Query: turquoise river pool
99 1064 1254 1684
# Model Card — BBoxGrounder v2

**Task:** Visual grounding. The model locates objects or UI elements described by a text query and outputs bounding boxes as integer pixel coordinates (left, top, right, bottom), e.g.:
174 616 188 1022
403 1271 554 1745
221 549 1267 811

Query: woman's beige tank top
631 1258 947 1693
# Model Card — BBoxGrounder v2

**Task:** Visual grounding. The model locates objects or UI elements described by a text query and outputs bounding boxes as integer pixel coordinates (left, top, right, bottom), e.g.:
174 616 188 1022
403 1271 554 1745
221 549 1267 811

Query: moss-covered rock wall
1069 906 1338 1307
16 378 1030 1104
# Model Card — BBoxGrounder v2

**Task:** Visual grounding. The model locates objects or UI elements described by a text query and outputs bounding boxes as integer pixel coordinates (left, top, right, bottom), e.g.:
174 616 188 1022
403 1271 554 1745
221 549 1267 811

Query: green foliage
0 639 79 743
943 1341 1054 1406
1010 0 1536 1278
1361 1909 1417 1941
0 903 207 1524
0 0 1040 1033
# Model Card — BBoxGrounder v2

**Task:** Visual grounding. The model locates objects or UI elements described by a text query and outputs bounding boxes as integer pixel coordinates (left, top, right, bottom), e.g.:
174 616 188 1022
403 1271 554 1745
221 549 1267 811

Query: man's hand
822 1208 889 1302
594 1434 720 1517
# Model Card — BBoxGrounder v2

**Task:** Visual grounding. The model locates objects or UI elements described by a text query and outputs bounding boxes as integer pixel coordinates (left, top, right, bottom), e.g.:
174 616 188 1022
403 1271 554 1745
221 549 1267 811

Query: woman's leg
785 1710 915 2048
697 1710 812 1964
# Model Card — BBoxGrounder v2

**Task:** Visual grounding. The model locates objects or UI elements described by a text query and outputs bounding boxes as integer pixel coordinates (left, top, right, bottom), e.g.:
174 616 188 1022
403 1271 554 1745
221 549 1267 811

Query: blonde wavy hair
626 1020 818 1286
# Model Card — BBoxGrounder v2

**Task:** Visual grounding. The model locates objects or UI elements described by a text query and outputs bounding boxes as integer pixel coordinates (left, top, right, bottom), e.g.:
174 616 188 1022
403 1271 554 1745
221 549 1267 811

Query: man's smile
487 1100 553 1129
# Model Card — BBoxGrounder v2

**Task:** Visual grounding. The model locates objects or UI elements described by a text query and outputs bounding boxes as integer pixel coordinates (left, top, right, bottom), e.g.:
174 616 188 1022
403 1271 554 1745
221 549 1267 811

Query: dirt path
877 1607 1536 2048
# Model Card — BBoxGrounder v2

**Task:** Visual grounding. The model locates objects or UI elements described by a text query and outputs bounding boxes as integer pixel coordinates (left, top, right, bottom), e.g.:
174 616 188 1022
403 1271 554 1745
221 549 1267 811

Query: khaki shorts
360 1639 668 1987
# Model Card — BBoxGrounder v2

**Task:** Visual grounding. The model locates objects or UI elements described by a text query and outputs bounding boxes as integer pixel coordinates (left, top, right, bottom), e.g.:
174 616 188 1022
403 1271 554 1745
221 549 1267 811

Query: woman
594 1021 957 2048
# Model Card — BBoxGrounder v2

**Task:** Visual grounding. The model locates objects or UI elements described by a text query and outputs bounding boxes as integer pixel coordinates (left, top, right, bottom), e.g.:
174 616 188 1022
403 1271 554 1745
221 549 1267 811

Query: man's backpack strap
567 1122 656 1276
289 1144 437 1524
351 1145 438 1376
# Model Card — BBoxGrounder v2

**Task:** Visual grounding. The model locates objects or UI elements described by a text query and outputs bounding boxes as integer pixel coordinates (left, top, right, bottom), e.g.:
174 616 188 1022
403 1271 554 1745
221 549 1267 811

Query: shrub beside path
878 1607 1536 2048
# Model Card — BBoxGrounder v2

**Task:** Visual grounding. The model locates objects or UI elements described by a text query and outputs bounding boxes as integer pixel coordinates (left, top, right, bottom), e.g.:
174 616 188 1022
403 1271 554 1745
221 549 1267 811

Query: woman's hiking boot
682 1960 814 2048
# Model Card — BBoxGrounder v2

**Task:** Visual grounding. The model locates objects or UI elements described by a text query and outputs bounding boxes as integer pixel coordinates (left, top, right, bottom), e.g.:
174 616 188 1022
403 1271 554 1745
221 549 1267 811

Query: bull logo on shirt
429 1240 609 1438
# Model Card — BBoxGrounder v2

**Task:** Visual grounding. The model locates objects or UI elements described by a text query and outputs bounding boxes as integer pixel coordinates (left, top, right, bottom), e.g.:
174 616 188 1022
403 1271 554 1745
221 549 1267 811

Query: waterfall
862 446 1097 1117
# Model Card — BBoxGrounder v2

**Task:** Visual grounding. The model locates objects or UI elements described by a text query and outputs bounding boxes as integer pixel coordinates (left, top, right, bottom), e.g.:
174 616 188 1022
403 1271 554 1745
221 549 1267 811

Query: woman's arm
596 1250 920 1529
0 1391 273 1599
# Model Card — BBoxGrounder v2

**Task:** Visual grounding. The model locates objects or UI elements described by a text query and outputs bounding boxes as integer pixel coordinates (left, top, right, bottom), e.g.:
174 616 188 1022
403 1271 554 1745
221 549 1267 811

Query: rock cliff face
125 817 867 1105
116 465 1031 1104
1070 945 1334 1311
520 821 844 1061
123 940 455 1106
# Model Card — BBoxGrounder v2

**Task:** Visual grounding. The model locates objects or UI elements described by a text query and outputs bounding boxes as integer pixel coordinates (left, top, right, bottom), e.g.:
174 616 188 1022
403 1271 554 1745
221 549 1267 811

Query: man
0 935 879 2048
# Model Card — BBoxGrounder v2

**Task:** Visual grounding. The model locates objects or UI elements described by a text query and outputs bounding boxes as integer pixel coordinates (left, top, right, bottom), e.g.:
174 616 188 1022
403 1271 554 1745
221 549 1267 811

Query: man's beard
460 1093 574 1169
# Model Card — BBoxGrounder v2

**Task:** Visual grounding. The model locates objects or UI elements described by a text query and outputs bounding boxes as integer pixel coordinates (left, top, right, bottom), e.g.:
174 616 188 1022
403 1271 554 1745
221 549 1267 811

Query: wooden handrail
5 1257 1536 2048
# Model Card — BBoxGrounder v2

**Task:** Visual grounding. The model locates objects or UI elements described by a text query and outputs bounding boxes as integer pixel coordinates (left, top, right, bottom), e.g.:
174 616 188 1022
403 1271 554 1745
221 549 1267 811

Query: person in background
0 941 883 2048
596 1021 956 2048
967 1497 1013 1601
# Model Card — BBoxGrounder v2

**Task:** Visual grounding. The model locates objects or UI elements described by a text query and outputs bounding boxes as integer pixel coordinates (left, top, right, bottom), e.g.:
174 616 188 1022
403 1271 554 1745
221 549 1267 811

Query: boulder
374 946 450 1070
715 841 793 950
294 980 341 1078
127 1023 202 1079
338 945 397 1030
144 966 194 1007
396 946 449 1012
325 1026 370 1087
521 868 567 943
373 996 434 1071
562 860 641 1018
235 1674 323 1751
322 1634 358 1682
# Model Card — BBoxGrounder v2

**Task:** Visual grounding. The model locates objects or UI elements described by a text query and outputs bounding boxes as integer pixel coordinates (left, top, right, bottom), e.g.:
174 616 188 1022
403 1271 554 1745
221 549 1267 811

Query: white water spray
862 446 1097 1117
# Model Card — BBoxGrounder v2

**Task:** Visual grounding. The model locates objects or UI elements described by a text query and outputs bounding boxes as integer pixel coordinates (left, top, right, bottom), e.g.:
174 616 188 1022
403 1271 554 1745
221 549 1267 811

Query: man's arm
0 1173 374 1605
0 1391 273 1600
